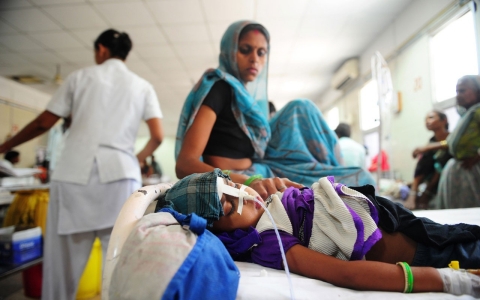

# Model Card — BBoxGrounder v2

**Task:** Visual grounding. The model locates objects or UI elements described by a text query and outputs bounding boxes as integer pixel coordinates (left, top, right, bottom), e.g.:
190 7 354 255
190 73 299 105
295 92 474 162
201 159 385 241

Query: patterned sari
176 20 375 187
437 99 480 209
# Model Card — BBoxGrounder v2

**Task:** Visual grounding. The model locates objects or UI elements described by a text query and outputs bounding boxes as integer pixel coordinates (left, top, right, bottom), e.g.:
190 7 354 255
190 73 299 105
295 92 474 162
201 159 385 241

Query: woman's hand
248 177 304 200
403 191 416 210
413 142 448 159
412 147 425 159
461 155 480 170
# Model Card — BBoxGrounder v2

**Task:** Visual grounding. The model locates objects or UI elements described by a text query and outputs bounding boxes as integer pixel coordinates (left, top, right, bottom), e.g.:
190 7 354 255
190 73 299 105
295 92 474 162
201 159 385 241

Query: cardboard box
0 226 42 265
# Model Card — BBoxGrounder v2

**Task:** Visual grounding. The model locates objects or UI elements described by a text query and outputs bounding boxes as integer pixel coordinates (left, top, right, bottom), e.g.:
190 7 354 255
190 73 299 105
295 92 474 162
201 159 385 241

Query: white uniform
338 137 367 168
42 58 162 300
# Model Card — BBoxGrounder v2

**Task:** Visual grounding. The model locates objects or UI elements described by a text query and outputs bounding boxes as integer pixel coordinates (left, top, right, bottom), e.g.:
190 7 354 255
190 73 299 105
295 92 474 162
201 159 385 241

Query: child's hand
249 177 303 200
437 267 480 297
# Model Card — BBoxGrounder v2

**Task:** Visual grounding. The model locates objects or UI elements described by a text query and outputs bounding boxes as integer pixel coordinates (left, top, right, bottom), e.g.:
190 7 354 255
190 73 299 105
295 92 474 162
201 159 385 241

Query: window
359 80 380 131
431 10 478 102
326 106 339 130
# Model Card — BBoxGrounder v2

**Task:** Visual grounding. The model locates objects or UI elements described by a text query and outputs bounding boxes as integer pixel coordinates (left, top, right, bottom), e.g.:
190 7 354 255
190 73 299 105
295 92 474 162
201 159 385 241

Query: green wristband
244 174 263 186
404 263 414 293
397 262 414 293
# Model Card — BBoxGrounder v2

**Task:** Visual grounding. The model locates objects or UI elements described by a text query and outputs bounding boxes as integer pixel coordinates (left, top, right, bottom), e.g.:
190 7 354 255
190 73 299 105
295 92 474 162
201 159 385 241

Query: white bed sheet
235 207 480 300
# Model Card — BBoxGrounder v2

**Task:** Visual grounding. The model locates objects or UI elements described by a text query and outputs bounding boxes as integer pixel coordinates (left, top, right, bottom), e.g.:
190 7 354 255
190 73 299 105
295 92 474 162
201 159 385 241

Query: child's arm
286 244 444 293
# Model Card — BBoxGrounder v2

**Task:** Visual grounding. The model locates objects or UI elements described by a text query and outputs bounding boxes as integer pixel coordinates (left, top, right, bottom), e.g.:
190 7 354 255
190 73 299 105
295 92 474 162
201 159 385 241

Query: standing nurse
0 29 164 299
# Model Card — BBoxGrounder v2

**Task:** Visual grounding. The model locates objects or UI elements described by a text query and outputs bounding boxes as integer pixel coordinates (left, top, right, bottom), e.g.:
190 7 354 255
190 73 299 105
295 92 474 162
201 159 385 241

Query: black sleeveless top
202 80 255 158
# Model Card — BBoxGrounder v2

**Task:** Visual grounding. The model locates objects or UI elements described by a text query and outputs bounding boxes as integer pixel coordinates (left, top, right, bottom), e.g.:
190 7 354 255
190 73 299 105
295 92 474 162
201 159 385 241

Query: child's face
213 179 265 232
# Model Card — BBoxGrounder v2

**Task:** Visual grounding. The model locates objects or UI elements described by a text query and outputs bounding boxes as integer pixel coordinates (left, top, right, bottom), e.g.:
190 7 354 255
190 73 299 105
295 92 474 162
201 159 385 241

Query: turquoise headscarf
175 20 271 160
219 20 270 117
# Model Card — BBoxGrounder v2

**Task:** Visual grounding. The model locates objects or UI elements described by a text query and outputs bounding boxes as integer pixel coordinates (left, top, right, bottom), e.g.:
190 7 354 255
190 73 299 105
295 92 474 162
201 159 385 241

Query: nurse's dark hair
94 29 132 60
239 24 270 43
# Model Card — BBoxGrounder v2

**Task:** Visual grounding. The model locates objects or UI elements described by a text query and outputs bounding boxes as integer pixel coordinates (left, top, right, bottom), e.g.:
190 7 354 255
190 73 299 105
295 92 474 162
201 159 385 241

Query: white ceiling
0 0 413 137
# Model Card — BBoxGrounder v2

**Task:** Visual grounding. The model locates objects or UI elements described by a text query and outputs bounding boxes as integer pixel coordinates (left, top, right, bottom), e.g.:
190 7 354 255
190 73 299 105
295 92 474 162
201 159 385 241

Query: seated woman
156 169 480 296
175 20 375 199
413 75 480 209
405 110 451 210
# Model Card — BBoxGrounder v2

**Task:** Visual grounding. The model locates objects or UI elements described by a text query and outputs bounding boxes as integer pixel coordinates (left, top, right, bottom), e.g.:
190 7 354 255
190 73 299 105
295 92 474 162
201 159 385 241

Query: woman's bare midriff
203 155 253 170
365 228 417 265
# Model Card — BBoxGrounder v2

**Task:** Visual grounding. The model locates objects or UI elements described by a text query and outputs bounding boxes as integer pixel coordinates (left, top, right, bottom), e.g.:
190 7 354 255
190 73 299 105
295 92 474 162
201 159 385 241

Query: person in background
412 75 480 209
3 150 20 167
0 29 163 300
175 20 374 200
405 110 451 210
334 123 366 168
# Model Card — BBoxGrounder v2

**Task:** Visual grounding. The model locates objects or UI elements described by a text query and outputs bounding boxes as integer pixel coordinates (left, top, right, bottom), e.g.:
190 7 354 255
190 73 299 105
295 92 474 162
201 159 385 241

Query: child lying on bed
155 169 480 297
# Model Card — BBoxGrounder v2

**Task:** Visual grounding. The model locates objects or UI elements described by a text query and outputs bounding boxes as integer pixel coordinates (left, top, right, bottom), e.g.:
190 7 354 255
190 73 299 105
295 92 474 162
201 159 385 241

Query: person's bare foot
404 192 416 210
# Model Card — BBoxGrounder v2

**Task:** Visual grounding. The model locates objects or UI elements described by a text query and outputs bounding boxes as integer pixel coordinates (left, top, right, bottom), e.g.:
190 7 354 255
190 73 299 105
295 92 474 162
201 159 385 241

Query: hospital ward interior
1 0 480 299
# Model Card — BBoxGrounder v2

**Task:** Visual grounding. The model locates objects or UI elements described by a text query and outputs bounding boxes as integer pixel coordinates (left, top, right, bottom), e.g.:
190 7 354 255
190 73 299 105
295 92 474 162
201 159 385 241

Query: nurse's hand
249 177 304 200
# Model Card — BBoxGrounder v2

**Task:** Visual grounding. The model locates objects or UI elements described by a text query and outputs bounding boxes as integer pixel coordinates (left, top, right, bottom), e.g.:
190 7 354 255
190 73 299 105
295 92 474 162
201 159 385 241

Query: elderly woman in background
412 75 480 209
175 20 374 199
406 110 451 210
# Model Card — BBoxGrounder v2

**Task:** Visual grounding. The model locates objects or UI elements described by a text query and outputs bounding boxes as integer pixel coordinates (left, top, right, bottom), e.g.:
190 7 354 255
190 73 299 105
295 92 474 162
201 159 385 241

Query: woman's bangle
396 262 414 293
439 140 447 147
244 174 263 186
222 169 231 176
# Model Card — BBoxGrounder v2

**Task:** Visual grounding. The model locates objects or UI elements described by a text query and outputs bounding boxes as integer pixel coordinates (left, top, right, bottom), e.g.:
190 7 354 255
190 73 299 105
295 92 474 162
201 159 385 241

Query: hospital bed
102 183 480 300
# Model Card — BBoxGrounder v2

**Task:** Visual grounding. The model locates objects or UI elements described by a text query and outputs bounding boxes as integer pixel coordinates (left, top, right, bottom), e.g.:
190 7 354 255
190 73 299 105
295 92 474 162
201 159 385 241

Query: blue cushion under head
160 208 240 300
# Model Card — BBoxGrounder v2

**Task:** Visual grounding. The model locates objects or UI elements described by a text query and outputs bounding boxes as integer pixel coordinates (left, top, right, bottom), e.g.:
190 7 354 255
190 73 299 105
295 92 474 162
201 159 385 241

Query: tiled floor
0 273 101 300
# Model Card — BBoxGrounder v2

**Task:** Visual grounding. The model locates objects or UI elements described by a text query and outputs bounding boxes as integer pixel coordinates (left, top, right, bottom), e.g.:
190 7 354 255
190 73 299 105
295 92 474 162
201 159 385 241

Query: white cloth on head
46 58 162 185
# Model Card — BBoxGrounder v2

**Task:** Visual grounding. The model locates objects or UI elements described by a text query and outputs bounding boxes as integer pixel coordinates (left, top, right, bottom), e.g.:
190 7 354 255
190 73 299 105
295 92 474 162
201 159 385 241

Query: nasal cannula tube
245 195 296 300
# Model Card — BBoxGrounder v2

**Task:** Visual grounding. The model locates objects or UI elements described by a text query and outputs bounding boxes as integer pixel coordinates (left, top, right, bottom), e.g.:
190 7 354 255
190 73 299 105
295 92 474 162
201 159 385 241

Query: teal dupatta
176 21 271 160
